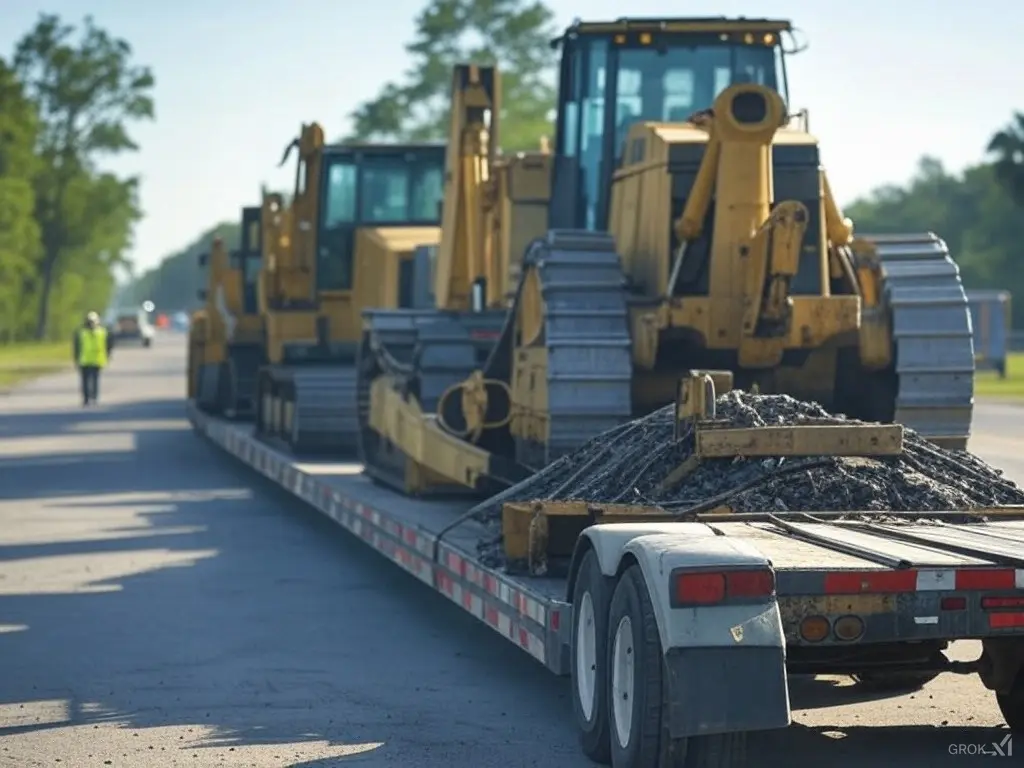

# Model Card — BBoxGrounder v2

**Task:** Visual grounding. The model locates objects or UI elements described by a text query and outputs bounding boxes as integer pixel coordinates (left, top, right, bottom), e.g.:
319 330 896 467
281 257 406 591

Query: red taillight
675 573 725 605
982 596 1024 610
672 568 775 607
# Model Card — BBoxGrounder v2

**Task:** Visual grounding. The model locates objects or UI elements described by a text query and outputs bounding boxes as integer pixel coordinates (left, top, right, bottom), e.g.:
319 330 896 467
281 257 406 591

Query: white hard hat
86 311 100 323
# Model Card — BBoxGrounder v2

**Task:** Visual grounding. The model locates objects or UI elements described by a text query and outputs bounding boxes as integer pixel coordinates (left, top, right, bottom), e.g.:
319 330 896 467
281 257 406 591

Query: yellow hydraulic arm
433 65 502 311
259 124 325 311
256 191 295 313
669 85 809 368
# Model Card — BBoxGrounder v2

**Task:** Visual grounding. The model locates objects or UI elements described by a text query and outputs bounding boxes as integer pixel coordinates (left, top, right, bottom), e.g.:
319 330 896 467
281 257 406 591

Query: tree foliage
125 221 241 311
345 0 558 151
987 112 1024 208
0 13 155 341
0 60 41 341
847 155 1024 324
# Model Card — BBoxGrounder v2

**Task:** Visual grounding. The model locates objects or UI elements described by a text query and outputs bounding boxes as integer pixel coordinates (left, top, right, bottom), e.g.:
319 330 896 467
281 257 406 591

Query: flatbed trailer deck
190 402 571 671
188 402 1024 765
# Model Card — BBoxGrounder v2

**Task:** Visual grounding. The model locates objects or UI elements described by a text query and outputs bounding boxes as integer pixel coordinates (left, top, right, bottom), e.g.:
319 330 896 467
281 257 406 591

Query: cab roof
556 17 791 43
322 141 446 156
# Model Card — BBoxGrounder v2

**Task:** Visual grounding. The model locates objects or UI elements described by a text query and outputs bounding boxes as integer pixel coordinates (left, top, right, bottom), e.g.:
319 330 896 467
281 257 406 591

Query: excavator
356 16 976 498
253 125 452 454
189 206 266 417
353 63 556 494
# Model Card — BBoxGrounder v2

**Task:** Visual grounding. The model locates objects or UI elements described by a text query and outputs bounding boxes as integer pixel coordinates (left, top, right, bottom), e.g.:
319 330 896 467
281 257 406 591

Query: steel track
501 230 633 469
867 232 975 450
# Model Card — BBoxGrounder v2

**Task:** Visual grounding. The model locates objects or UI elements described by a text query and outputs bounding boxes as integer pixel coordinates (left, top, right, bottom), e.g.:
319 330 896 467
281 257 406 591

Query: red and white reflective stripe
824 568 1024 594
439 545 549 628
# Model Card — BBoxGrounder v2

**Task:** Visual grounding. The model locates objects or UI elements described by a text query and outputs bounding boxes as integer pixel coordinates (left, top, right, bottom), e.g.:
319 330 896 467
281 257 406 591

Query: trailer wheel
607 564 746 768
996 670 1024 732
571 549 613 764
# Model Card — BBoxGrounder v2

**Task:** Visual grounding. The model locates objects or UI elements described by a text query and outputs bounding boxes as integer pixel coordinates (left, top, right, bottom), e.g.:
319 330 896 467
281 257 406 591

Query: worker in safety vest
72 311 113 406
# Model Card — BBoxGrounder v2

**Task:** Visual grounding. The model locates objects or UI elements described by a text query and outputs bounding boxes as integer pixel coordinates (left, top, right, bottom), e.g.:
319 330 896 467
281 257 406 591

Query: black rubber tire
996 670 1024 732
197 364 217 414
851 670 940 692
570 549 613 764
607 565 747 768
223 360 239 420
143 337 152 348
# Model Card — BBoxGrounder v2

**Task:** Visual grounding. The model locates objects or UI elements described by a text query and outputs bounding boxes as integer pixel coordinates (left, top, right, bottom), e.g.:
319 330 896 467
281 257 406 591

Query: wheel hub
575 592 598 722
611 615 635 750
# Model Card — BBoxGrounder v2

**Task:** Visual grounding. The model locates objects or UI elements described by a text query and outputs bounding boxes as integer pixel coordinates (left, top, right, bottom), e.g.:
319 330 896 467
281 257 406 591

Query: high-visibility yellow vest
78 326 108 367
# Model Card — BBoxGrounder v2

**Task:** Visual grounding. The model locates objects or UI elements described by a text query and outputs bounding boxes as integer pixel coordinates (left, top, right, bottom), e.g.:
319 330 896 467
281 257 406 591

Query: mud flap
664 645 790 738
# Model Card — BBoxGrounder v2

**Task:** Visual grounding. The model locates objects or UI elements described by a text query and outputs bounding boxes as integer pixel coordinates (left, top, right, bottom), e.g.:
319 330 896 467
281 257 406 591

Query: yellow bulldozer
253 124 454 454
356 16 976 498
188 206 266 417
187 234 233 409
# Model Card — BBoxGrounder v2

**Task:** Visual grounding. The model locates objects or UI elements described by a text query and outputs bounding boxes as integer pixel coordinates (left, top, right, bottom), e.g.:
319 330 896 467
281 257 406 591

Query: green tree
13 13 155 339
128 221 241 312
345 0 557 151
986 112 1024 207
122 188 290 313
847 152 1024 326
0 58 41 341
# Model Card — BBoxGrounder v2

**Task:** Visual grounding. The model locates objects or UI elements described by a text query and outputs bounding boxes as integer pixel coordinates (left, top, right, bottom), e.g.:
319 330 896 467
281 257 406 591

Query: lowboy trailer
187 401 1024 768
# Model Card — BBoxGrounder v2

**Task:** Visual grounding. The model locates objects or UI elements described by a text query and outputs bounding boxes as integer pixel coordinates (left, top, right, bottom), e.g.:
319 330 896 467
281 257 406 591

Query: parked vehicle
107 307 155 348
968 290 1011 378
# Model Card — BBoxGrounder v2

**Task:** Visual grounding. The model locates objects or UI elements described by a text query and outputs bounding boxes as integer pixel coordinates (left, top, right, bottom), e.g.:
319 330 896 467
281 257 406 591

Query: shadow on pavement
0 398 186 440
786 674 920 709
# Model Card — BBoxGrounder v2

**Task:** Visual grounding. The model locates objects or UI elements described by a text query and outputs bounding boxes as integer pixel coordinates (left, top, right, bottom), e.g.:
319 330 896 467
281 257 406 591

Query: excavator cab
238 205 263 316
317 143 446 307
548 18 791 232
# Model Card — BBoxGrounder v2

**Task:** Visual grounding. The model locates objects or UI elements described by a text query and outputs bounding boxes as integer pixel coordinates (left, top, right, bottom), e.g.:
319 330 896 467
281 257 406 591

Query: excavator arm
262 123 324 311
432 64 501 311
257 191 292 313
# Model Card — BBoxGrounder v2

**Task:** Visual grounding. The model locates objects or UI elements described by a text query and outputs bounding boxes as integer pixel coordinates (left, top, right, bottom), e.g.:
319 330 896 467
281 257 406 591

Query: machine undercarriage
357 227 974 495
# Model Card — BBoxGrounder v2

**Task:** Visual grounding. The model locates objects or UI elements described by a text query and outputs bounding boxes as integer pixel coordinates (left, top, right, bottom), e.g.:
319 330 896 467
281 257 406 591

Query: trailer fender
568 522 717 603
624 531 790 737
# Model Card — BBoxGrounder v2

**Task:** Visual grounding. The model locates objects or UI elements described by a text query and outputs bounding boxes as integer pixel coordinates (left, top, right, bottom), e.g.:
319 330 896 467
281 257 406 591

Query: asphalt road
0 335 1016 767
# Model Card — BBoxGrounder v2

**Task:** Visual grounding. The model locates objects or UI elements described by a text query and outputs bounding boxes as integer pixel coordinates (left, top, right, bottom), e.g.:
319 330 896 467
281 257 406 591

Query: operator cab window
558 31 786 230
317 149 445 291
319 159 358 290
359 150 445 225
323 161 358 228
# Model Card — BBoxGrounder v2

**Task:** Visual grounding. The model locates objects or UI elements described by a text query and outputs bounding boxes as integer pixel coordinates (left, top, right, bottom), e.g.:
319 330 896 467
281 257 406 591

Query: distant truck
106 307 155 348
967 290 1011 378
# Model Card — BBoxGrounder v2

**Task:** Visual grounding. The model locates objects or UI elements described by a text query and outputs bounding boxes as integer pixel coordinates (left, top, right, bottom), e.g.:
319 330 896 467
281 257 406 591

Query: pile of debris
473 390 1024 566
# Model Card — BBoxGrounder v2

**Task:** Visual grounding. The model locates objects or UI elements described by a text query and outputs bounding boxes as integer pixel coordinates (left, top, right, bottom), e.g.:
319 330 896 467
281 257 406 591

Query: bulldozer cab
314 143 447 297
238 206 262 315
548 18 791 231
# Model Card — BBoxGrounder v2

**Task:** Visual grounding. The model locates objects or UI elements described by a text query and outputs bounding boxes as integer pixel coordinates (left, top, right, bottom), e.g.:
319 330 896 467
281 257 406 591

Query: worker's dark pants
79 365 100 404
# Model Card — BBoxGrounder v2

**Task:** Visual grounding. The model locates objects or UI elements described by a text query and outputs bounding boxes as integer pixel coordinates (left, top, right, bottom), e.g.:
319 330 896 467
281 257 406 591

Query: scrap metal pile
473 390 1024 567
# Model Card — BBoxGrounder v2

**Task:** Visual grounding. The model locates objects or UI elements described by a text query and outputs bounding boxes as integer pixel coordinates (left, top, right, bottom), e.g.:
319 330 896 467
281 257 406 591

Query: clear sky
2 0 1021 272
